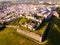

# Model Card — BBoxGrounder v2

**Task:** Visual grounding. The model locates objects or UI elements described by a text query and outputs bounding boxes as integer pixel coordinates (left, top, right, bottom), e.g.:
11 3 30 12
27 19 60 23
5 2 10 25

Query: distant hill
0 0 60 4
0 0 60 2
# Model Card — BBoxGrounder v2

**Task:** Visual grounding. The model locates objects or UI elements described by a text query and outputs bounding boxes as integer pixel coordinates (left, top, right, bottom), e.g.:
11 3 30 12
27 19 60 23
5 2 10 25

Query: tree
19 18 28 25
57 7 60 17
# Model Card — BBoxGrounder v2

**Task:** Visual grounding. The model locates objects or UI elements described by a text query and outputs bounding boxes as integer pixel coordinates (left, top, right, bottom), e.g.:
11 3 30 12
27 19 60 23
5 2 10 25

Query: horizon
0 0 60 4
0 0 59 2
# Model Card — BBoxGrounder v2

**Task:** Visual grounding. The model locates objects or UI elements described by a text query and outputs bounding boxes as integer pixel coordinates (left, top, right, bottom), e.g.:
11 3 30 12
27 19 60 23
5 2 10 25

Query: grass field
0 28 39 45
0 17 48 45
0 16 60 45
8 17 48 35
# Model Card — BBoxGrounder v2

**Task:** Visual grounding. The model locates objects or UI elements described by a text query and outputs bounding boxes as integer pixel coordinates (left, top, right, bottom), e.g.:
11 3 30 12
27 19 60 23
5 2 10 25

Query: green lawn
8 17 48 35
3 16 60 45
34 23 48 35
0 17 48 45
9 17 21 26
33 20 48 35
0 28 39 45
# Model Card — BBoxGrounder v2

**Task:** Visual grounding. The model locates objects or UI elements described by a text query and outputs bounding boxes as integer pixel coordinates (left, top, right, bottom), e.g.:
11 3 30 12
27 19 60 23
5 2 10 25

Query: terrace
0 4 59 31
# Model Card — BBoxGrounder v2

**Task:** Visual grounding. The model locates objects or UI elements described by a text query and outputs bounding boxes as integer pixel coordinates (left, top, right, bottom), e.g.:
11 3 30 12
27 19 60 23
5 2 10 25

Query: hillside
47 17 60 45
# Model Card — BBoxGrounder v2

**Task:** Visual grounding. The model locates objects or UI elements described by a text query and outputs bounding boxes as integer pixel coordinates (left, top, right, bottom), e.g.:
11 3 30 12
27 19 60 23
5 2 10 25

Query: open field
8 17 48 35
0 28 39 45
0 16 60 45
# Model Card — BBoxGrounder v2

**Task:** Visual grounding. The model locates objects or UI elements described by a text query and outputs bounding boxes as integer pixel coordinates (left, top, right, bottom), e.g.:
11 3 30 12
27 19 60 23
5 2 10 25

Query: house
25 23 36 30
43 12 52 19
53 11 59 17
37 6 57 20
22 20 38 31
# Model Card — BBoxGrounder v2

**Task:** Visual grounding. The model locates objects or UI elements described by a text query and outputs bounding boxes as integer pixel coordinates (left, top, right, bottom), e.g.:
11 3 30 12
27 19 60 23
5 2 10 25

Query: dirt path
17 29 42 42
6 25 42 42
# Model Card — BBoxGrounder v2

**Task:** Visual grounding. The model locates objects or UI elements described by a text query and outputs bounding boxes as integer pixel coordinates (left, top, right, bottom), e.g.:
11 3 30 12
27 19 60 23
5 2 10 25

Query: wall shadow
0 25 6 31
47 27 60 45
